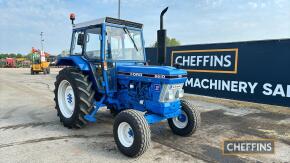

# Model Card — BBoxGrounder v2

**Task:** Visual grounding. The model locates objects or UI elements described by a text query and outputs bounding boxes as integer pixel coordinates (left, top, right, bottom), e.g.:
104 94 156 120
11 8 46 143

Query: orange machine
31 47 50 75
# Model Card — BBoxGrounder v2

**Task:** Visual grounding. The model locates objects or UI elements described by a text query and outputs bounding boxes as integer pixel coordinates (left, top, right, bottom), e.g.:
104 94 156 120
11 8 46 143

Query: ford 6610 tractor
54 9 200 157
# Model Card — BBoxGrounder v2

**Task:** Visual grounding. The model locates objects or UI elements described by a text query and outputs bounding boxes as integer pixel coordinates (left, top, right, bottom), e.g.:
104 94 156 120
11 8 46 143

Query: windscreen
32 53 41 64
106 26 144 61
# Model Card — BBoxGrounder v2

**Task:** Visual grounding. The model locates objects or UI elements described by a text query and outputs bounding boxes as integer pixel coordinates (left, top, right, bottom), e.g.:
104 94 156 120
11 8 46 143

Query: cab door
83 27 107 93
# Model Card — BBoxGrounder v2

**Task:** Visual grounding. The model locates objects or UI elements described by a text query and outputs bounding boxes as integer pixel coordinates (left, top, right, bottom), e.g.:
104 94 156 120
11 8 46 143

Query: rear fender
56 56 90 71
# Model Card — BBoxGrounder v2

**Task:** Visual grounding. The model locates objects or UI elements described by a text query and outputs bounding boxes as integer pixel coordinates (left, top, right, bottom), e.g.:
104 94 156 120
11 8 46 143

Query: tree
0 54 8 59
16 53 23 58
8 53 16 58
152 36 181 47
0 53 24 59
26 53 34 60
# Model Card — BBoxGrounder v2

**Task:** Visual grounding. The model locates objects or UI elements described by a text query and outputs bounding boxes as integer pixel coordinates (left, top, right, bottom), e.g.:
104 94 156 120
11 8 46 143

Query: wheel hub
173 111 188 129
178 114 186 122
128 129 134 137
118 122 134 147
67 93 73 104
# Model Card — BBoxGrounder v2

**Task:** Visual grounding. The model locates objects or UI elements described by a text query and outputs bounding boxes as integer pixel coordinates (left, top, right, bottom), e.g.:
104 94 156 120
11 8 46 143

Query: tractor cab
72 17 145 62
60 17 146 93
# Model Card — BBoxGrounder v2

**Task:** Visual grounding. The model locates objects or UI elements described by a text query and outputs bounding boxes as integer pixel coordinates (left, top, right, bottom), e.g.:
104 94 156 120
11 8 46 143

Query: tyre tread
168 99 201 136
114 109 151 157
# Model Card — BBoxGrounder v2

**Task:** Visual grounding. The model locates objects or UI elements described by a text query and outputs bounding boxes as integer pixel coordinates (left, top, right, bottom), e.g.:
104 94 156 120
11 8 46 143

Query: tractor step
84 115 97 122
84 95 106 123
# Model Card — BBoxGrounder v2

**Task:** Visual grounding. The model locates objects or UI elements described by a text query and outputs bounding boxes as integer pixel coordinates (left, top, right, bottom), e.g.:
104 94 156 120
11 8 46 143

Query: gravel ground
0 68 289 163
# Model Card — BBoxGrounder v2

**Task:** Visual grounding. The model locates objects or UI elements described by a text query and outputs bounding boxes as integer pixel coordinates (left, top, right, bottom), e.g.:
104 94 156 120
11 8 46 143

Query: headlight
159 84 184 102
166 90 175 101
176 89 184 98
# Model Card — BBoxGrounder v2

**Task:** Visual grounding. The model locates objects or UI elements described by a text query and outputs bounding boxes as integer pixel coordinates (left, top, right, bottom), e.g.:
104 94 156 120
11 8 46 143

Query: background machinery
54 9 200 157
30 47 50 75
5 58 16 68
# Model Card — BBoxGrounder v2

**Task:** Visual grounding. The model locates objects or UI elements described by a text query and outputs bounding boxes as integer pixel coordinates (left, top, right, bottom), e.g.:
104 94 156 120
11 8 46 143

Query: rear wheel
54 67 95 128
30 68 34 75
168 100 201 136
47 67 50 74
113 110 151 157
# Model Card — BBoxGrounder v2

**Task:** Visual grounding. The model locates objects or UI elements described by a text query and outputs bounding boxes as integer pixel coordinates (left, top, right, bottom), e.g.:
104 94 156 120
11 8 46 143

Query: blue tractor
54 9 200 157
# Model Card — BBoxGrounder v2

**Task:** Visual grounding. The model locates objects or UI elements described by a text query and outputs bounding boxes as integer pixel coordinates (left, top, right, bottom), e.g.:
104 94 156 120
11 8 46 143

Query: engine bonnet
117 65 187 84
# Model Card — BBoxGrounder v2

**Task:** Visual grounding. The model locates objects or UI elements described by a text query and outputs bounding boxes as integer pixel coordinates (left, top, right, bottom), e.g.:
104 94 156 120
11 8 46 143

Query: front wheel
113 110 151 157
168 100 201 136
43 68 47 74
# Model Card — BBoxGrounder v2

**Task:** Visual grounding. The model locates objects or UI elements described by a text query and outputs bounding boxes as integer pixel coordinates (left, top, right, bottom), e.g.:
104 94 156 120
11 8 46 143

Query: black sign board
146 39 290 107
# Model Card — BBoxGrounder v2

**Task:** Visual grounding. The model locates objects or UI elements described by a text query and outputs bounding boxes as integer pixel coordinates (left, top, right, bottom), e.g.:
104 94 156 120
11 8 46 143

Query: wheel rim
58 80 75 118
118 122 134 147
172 110 188 129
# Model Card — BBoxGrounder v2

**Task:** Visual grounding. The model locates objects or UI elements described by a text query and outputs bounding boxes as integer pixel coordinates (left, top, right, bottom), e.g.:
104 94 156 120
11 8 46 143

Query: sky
0 0 289 55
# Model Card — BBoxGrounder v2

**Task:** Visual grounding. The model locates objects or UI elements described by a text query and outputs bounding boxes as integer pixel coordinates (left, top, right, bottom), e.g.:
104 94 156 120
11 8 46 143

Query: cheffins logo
171 48 238 74
223 139 275 155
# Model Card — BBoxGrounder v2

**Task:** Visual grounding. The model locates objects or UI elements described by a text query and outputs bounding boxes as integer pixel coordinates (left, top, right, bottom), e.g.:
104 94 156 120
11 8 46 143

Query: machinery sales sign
146 39 290 107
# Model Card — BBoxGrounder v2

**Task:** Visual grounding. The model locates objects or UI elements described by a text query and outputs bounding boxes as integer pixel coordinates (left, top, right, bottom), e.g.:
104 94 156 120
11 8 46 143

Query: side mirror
77 33 84 46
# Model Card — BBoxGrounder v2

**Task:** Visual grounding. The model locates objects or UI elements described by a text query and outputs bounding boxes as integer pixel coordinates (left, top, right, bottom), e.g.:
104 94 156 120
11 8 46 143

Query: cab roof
73 17 143 30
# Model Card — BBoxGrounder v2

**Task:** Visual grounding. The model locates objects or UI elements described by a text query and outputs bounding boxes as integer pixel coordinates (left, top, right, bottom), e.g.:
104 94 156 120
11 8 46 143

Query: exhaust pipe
157 7 168 65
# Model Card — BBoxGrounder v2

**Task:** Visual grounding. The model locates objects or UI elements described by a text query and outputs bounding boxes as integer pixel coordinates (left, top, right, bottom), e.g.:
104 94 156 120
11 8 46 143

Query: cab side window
71 31 84 55
85 27 102 60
